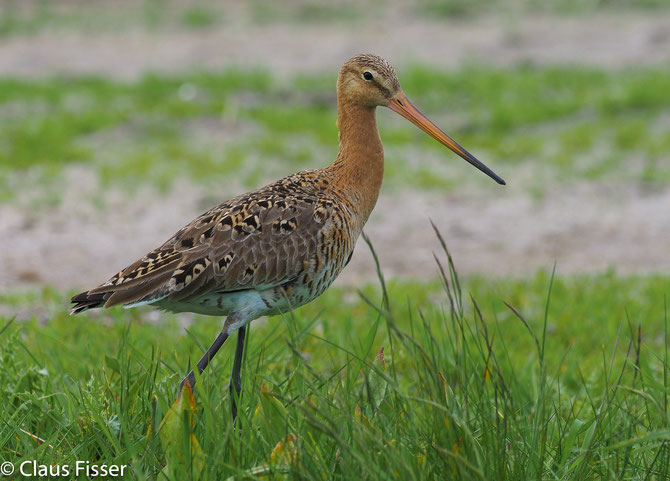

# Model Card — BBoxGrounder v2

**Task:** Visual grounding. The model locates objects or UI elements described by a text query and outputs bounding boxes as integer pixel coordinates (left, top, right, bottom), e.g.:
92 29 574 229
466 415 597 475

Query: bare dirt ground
1 10 670 290
2 173 669 292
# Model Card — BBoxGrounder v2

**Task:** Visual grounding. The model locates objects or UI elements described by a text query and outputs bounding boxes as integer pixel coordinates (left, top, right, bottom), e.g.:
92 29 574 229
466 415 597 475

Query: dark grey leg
229 325 247 422
180 329 230 391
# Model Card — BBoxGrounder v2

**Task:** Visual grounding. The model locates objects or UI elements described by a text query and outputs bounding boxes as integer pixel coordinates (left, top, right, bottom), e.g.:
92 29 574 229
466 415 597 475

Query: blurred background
1 0 669 294
3 3 670 476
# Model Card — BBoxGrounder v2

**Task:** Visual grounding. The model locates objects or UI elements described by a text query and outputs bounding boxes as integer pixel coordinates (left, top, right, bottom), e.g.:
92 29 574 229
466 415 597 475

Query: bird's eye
363 71 373 81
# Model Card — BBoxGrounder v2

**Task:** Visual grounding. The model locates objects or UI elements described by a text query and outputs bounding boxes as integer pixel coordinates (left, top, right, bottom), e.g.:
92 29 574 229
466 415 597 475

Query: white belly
155 289 274 320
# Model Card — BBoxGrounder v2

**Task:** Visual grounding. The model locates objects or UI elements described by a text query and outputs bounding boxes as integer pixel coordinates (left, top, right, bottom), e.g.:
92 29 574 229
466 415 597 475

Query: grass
420 0 670 17
2 0 670 37
0 0 220 36
1 65 670 203
0 235 669 479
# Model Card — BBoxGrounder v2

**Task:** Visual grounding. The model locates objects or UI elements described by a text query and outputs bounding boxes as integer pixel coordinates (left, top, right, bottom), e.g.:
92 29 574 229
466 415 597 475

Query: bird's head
338 54 401 108
338 54 505 185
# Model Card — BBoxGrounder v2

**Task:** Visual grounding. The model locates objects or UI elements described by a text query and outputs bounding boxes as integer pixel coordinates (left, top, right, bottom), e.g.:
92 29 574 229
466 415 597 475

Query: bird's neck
328 99 384 223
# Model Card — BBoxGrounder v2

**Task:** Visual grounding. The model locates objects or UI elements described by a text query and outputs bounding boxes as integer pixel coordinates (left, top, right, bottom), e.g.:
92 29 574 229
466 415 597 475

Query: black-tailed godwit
71 54 505 420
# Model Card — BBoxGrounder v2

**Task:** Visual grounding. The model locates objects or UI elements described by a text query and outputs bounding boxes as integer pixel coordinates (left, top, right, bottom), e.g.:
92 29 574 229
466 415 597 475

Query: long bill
387 91 506 185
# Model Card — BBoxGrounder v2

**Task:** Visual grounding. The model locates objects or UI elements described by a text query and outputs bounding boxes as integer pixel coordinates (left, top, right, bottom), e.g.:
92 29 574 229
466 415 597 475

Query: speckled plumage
71 54 504 404
72 54 395 324
71 169 359 320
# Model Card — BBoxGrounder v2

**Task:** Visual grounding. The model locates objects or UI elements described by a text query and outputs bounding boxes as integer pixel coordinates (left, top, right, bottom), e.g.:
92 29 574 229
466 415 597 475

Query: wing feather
71 171 336 313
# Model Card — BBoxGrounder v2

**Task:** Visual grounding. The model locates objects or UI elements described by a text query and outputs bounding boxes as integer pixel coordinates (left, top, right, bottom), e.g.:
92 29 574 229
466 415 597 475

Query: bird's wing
71 172 338 312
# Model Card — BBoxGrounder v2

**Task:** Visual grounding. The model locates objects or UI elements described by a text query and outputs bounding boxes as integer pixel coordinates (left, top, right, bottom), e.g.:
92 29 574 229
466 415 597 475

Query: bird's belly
155 289 274 318
154 232 357 318
153 276 334 320
273 250 352 311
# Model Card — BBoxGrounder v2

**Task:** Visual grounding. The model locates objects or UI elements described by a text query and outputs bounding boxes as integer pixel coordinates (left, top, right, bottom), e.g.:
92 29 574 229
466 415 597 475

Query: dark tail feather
71 290 107 315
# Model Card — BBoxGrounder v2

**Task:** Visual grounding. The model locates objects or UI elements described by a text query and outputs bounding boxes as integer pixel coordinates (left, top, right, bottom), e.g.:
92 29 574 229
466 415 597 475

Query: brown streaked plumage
71 54 505 420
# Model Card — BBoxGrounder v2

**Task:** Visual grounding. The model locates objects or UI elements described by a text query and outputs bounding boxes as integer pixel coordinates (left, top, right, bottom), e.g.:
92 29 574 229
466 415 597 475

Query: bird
71 54 505 421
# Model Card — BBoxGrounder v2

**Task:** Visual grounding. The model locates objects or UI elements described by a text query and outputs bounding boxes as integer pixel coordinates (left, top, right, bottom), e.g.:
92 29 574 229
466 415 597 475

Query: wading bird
71 54 505 420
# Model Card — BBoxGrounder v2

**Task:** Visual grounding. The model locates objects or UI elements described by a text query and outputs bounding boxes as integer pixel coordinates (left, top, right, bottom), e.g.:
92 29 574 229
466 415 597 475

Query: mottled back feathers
71 170 347 314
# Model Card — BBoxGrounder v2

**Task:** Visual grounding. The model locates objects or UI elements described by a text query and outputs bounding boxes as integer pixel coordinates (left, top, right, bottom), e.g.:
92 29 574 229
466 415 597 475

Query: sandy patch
360 183 670 281
2 171 668 293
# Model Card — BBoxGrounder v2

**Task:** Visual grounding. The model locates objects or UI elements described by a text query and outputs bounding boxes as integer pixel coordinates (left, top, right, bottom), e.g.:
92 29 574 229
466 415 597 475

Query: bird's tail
70 291 107 315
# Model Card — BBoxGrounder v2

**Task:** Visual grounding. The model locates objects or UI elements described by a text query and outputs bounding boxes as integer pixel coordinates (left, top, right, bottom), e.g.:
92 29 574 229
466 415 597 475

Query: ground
4 179 670 293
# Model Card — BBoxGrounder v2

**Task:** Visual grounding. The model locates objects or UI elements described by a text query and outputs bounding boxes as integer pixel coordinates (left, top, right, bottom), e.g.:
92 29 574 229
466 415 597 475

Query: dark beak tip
498 178 507 186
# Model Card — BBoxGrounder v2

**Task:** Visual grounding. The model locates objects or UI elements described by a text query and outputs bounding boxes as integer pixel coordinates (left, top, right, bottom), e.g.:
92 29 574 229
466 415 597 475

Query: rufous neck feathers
328 97 384 222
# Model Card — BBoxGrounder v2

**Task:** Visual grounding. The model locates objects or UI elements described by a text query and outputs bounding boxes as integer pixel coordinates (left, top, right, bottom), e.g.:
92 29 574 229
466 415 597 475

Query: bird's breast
262 206 360 311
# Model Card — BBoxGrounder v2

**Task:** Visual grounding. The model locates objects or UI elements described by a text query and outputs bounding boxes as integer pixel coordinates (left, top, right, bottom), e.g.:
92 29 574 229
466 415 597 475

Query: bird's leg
180 329 230 391
229 325 247 423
